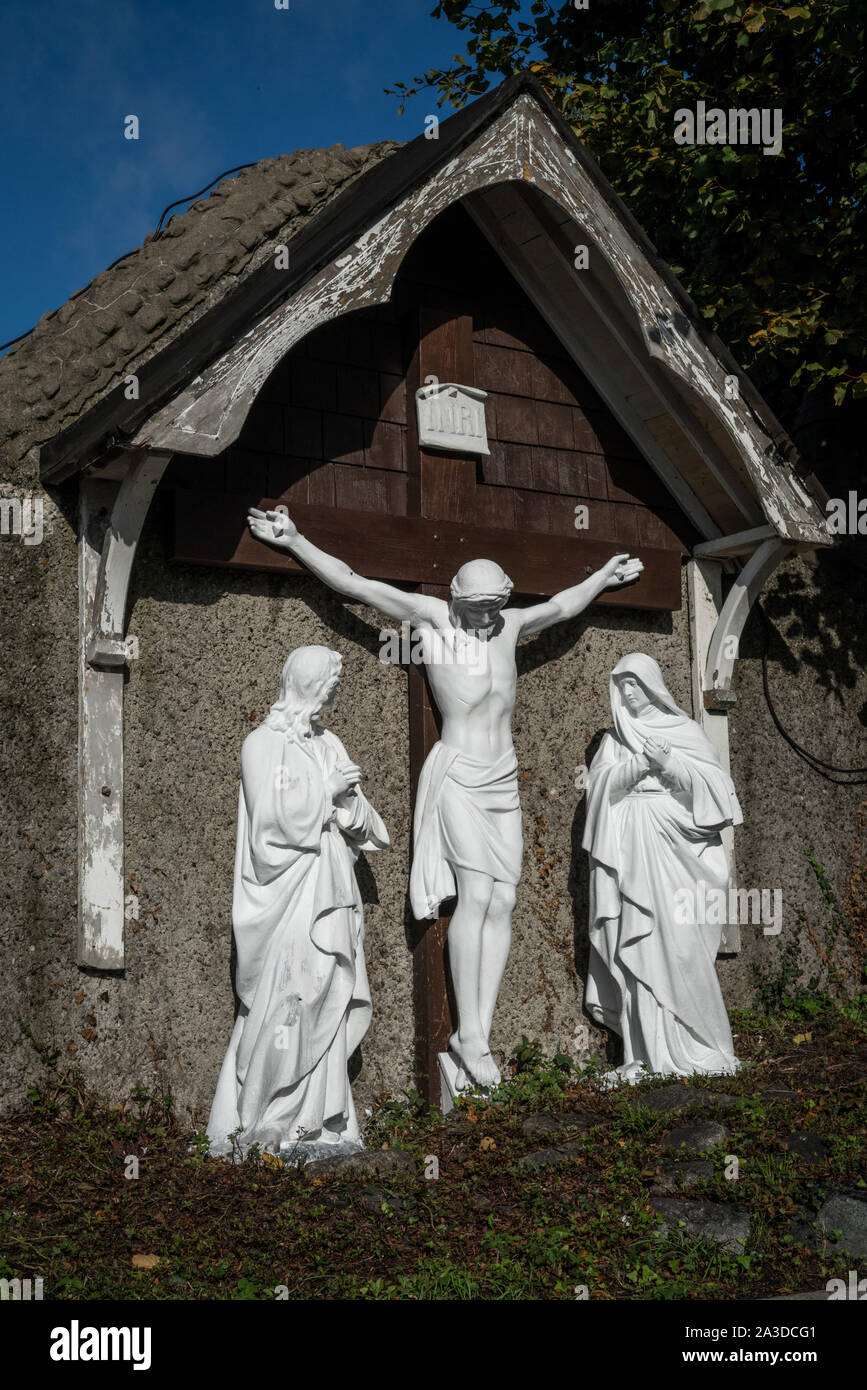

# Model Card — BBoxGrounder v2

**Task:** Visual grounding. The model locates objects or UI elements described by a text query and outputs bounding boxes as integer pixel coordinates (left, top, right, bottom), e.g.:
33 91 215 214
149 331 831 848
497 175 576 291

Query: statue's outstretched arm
515 554 644 637
248 508 443 625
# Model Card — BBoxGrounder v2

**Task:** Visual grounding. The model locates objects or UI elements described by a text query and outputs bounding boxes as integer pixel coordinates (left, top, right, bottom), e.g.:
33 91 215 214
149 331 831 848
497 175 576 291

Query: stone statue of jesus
248 505 643 1089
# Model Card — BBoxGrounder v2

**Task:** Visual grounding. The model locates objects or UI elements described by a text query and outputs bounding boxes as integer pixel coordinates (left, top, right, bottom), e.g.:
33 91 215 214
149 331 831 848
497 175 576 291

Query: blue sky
0 0 479 348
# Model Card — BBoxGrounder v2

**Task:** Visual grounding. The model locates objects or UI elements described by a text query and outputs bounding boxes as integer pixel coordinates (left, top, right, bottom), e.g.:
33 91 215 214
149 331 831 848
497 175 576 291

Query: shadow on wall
566 729 621 1062
753 544 867 731
515 603 678 1068
513 598 675 679
130 493 394 662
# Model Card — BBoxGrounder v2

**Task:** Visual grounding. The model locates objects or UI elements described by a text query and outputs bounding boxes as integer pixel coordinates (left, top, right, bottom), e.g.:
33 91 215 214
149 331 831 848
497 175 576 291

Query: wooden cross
405 305 475 1104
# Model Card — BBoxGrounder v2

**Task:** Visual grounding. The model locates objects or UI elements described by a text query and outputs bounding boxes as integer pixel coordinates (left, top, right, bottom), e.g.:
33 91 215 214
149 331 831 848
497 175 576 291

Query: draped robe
583 655 742 1080
207 723 388 1155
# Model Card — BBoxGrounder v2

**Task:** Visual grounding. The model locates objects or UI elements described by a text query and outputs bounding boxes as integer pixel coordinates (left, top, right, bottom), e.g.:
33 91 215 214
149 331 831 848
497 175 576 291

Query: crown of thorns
450 590 511 603
449 568 514 602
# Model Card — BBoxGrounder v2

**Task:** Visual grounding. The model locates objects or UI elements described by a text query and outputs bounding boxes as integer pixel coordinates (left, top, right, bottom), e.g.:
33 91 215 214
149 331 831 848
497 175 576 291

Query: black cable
153 162 258 237
2 248 140 355
757 601 867 784
0 327 34 352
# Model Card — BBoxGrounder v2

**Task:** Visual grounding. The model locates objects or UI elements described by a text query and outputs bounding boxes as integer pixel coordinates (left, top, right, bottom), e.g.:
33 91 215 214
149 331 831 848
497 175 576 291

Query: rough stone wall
1 453 81 1113
1 479 864 1117
723 545 867 1012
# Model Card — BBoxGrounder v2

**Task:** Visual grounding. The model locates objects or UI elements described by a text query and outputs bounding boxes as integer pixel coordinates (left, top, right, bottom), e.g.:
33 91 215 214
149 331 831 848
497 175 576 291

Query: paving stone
760 1083 798 1101
520 1142 584 1171
650 1160 714 1195
522 1113 561 1138
522 1110 595 1139
629 1084 737 1115
788 1193 867 1260
763 1290 832 1301
358 1184 413 1214
781 1132 829 1163
816 1194 867 1259
441 1118 475 1137
305 1148 413 1177
651 1199 751 1252
660 1121 727 1152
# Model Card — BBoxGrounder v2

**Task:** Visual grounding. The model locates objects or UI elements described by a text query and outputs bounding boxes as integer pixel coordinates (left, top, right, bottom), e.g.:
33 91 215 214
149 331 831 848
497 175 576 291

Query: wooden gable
168 206 694 609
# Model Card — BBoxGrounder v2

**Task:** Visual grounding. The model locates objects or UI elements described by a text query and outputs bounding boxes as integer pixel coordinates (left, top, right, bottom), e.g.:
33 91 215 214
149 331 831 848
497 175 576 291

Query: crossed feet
449 1030 501 1089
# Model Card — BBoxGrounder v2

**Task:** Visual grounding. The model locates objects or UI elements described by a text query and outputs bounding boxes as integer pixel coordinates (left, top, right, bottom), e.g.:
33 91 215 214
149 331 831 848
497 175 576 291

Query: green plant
231 1276 262 1300
19 1020 60 1071
187 1131 212 1160
391 0 866 418
750 931 807 1017
509 1035 573 1079
490 1037 577 1104
509 1035 543 1073
806 837 867 996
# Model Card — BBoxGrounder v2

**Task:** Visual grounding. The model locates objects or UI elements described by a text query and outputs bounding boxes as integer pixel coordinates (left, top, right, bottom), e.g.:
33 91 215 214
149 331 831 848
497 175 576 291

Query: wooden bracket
688 539 791 955
704 686 739 713
704 537 792 695
87 451 171 669
78 450 172 969
693 525 777 559
688 558 741 954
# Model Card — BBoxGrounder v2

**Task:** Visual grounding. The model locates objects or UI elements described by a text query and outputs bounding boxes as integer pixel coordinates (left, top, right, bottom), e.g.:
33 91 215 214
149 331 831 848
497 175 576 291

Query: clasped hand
326 761 362 802
642 735 672 771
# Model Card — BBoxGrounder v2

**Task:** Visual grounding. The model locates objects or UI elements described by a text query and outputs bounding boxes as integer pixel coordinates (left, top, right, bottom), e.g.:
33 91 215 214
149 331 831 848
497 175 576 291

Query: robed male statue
207 646 389 1157
248 505 642 1089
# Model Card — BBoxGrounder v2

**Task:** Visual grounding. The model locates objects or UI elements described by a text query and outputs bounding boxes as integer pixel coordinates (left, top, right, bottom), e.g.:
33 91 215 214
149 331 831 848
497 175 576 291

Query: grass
1 999 865 1301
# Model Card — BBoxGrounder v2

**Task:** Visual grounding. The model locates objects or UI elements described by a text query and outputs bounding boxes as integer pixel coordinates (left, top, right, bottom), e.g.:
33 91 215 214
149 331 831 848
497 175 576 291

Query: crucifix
245 304 644 1102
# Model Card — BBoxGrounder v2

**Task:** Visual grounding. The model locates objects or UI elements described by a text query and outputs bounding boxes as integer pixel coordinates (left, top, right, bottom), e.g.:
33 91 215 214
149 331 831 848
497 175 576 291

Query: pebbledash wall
1 486 863 1121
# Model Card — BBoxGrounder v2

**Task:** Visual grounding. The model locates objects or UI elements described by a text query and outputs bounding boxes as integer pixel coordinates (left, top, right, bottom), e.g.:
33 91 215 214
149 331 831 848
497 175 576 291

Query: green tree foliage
391 0 865 414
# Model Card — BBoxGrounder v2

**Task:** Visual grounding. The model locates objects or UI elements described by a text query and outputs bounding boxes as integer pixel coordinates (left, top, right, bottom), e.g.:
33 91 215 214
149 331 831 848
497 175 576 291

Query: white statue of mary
207 646 389 1158
583 653 742 1084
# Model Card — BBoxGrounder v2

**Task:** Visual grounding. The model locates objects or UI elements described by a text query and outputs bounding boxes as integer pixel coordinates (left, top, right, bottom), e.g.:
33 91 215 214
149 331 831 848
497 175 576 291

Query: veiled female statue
583 653 741 1084
207 646 389 1157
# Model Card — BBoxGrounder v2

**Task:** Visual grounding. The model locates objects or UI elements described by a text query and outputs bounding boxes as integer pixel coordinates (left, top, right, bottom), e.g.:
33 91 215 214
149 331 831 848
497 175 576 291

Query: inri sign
415 382 490 457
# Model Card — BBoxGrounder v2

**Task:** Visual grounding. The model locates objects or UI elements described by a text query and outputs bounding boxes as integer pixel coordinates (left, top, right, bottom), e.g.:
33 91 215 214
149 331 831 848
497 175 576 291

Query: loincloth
409 742 523 921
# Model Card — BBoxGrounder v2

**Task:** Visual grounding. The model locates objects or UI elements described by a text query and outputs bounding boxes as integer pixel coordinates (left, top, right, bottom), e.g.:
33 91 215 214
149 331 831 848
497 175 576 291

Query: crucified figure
248 506 643 1089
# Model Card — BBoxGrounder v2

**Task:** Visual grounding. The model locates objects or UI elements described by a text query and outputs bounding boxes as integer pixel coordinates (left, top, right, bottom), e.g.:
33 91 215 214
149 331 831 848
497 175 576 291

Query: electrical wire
757 601 867 785
153 162 258 237
0 327 32 352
